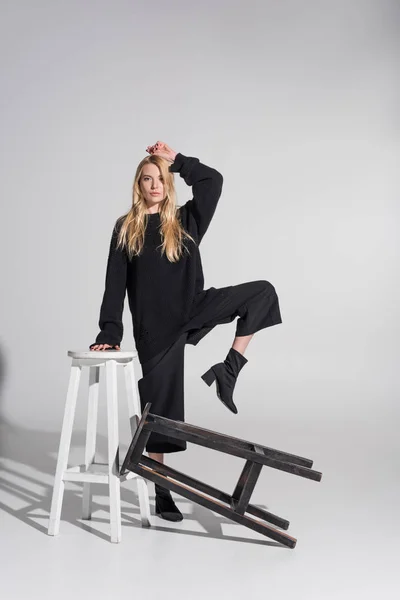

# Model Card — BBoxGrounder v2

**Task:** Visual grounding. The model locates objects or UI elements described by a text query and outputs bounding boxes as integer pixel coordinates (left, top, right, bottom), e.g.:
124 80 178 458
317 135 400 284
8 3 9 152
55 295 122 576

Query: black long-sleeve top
91 152 223 363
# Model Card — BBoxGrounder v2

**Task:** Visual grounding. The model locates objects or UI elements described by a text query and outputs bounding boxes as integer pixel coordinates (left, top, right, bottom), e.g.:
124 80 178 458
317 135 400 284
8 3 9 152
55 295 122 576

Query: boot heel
201 367 216 386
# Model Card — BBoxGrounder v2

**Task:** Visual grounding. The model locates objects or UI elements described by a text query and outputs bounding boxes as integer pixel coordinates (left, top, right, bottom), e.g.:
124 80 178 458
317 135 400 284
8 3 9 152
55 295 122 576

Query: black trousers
137 280 282 453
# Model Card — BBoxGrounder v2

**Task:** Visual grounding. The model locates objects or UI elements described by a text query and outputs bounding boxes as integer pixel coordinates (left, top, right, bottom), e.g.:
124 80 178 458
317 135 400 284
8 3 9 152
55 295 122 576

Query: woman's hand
146 141 177 163
90 344 121 351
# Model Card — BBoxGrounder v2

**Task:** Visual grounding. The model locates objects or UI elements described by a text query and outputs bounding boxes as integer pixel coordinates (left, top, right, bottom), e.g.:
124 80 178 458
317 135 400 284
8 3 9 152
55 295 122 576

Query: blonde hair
116 155 196 262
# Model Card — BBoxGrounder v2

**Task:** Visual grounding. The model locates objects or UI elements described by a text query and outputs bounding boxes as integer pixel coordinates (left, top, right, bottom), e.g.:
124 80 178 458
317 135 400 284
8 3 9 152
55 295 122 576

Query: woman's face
139 163 165 210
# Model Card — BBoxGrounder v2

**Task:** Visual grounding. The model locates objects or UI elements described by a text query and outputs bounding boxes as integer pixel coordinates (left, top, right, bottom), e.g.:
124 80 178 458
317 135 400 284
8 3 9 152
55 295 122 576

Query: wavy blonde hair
115 155 196 262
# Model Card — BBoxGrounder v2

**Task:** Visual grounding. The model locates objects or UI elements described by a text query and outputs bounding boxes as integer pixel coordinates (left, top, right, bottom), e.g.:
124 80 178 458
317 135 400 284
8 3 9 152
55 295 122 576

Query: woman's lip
150 192 160 195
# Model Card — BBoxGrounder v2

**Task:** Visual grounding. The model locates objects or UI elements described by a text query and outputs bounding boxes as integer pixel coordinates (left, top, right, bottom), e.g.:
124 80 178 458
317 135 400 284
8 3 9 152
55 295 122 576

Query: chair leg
124 361 151 527
136 478 151 527
231 460 263 515
123 361 141 432
82 365 100 520
106 360 122 543
48 361 82 536
231 446 264 515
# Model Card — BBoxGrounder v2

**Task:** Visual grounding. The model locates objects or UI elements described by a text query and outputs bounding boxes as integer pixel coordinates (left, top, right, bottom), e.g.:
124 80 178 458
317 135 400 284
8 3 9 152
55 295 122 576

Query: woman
89 141 282 521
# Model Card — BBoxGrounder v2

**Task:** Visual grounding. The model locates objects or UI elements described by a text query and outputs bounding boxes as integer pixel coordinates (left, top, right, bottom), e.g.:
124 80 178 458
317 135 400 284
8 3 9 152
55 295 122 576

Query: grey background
0 1 399 599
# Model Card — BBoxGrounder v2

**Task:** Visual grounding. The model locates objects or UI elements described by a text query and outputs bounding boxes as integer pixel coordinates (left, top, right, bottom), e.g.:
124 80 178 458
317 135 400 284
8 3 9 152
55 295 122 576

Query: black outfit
92 152 226 365
91 152 282 453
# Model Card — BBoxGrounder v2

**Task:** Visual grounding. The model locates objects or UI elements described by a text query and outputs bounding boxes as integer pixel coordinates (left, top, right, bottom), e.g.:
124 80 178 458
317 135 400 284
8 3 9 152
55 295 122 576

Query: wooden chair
120 403 322 548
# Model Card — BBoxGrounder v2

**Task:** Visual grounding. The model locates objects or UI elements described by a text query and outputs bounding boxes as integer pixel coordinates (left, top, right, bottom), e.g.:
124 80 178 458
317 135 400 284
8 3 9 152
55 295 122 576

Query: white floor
1 412 398 600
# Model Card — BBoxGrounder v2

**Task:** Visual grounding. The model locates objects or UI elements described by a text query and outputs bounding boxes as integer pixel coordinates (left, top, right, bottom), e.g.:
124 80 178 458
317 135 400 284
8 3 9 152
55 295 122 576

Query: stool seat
68 350 137 360
48 348 151 543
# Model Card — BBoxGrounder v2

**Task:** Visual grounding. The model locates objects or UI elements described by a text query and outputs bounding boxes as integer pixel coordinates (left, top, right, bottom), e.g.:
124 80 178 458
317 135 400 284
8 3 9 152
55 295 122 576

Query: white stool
48 350 151 543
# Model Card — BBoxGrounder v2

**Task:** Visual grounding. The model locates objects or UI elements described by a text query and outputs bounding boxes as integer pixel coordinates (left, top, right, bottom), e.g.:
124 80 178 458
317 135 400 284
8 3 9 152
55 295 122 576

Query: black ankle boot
155 483 183 522
201 347 248 414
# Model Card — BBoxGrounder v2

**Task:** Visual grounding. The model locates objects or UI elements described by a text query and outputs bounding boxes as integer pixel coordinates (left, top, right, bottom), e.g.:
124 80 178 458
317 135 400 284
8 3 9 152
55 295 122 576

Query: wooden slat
148 413 313 468
145 420 322 481
132 462 297 548
231 446 264 515
139 455 290 530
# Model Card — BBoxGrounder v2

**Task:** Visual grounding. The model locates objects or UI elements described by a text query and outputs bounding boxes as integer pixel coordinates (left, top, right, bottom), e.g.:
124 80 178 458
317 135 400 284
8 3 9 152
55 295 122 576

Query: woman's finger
90 343 121 351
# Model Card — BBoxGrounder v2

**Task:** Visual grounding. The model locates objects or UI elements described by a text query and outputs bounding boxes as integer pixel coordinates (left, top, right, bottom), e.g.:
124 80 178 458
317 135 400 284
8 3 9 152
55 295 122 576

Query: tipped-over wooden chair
120 403 322 548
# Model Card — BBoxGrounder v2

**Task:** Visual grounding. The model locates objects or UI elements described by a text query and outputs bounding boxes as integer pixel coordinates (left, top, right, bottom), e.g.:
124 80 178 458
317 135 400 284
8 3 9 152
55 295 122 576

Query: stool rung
64 462 110 483
63 463 144 485
119 470 143 483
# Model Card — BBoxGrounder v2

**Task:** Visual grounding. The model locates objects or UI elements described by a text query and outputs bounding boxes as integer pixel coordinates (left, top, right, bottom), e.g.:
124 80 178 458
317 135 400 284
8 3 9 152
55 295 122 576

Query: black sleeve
90 219 127 348
169 152 223 243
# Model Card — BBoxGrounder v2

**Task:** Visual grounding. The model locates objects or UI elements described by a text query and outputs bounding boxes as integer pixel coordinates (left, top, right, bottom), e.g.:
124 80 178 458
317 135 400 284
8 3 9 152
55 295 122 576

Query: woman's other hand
89 344 121 351
146 141 177 163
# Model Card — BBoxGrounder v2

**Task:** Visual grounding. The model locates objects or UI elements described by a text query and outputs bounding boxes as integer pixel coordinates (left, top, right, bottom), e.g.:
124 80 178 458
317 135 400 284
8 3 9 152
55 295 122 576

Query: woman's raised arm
169 152 223 244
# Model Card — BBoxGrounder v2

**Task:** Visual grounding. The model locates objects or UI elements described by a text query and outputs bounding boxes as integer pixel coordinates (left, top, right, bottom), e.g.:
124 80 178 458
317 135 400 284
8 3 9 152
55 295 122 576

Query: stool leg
82 365 100 520
123 360 141 431
48 361 82 536
124 362 151 527
105 359 122 543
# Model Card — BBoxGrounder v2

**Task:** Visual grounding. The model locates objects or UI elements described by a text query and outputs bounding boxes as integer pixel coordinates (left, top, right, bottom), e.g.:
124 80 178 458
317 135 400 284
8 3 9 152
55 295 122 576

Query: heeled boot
201 347 248 414
155 483 183 522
